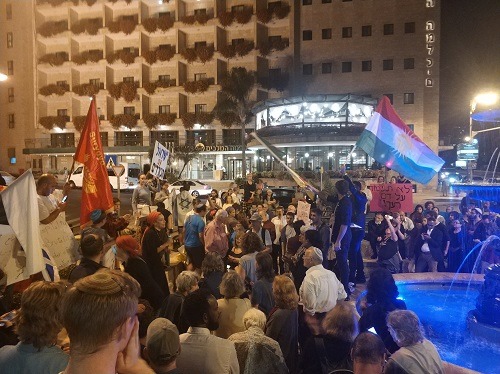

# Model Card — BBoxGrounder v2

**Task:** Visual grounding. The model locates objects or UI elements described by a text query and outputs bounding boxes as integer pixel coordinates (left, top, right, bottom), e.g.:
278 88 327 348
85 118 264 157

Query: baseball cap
249 212 263 222
146 318 180 365
473 208 483 215
90 209 106 224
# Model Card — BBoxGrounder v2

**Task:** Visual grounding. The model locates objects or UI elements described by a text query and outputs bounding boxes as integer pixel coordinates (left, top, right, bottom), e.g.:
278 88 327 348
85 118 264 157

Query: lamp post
0 73 8 81
468 92 498 182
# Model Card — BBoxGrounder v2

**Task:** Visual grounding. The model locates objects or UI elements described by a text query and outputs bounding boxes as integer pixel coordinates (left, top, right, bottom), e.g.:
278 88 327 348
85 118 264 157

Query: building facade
0 0 440 181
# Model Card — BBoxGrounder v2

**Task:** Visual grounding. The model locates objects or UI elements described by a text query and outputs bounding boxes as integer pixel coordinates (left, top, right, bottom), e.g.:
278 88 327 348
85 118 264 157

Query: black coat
125 256 166 310
141 228 170 297
416 225 445 262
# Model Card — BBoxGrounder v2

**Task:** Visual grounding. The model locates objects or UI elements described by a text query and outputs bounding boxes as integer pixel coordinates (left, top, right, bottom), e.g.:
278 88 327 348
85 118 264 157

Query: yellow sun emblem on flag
394 131 417 159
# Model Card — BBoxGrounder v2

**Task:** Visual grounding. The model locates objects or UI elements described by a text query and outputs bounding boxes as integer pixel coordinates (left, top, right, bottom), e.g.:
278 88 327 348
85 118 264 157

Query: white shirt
299 264 347 315
177 327 240 374
401 216 414 231
271 215 286 244
37 190 63 222
421 228 433 253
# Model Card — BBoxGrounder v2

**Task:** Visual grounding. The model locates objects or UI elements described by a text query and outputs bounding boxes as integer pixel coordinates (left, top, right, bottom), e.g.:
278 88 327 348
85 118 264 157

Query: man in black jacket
415 216 444 272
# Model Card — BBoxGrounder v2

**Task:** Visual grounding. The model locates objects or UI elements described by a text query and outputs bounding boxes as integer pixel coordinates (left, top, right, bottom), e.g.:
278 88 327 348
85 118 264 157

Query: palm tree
212 67 256 178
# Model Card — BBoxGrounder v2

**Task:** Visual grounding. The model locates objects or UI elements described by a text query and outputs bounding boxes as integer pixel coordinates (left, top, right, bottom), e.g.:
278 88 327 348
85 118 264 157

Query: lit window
404 93 414 104
7 32 13 48
361 60 372 72
7 60 13 75
8 87 14 102
124 106 135 115
342 27 352 38
8 113 15 129
195 104 207 114
159 105 170 114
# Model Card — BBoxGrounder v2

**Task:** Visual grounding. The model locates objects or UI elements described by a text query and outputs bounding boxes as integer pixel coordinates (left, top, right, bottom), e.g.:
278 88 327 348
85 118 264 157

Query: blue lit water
396 283 500 373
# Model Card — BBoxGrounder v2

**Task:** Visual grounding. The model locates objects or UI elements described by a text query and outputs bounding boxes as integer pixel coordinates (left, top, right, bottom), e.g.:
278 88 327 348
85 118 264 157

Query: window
361 60 372 72
195 104 207 114
7 32 13 48
383 24 394 35
231 38 244 46
407 124 415 131
383 59 394 70
124 106 135 115
342 27 352 38
404 58 415 69
269 68 282 78
303 64 313 75
150 131 179 147
384 94 393 104
159 12 171 18
158 75 170 83
56 80 67 87
303 30 312 41
322 28 332 39
7 60 13 75
322 0 332 3
8 87 14 102
115 131 143 146
100 132 108 147
232 5 245 12
341 61 352 73
223 129 242 145
8 148 15 164
6 4 12 19
186 130 216 146
123 76 134 83
194 41 207 50
362 25 372 37
57 109 68 117
404 93 415 104
194 73 207 81
159 105 170 114
302 0 312 5
89 78 100 87
51 133 75 148
194 8 207 16
122 47 136 55
322 63 332 74
8 113 14 129
405 22 416 34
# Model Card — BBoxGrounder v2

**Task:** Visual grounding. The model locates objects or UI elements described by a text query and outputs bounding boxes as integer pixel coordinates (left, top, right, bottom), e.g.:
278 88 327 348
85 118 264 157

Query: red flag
74 97 113 226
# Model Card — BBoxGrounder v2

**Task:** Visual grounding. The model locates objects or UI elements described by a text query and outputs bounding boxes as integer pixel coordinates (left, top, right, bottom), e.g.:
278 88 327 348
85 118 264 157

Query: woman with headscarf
115 235 166 310
141 211 171 297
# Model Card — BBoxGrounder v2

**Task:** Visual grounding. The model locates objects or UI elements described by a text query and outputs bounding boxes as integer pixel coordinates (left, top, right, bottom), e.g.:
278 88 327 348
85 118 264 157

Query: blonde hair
243 308 266 330
220 271 245 298
322 301 359 342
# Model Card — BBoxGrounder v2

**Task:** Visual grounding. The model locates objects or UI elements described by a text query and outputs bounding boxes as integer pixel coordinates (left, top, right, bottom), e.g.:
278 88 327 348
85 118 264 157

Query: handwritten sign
150 141 170 178
0 225 31 285
39 214 78 269
369 183 413 213
297 200 311 224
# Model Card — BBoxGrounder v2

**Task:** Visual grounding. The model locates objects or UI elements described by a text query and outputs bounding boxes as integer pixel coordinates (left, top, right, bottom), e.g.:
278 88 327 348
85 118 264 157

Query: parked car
270 187 296 207
168 180 212 198
69 165 130 191
0 171 15 185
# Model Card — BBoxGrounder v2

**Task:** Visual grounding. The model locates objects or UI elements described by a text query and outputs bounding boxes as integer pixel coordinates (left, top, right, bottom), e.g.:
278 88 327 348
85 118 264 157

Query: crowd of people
1 171 498 373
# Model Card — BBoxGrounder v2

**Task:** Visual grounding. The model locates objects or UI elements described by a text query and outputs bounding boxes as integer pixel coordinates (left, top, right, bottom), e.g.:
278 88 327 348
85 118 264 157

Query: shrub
218 11 234 27
216 112 238 128
219 44 236 59
197 111 214 126
235 7 252 24
158 15 174 31
110 114 137 130
256 8 272 24
157 46 175 61
143 113 158 129
143 82 157 95
108 82 138 102
73 116 87 132
195 13 210 25
72 83 100 96
181 15 195 25
257 42 271 56
39 115 67 130
181 112 197 129
235 40 254 56
196 79 210 92
197 45 214 63
158 112 176 125
183 81 197 94
39 84 68 96
142 17 158 33
273 4 291 19
180 48 197 63
142 50 158 65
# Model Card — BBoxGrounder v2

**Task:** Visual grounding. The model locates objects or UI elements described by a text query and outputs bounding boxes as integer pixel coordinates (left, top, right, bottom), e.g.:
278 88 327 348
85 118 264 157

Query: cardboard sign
150 141 170 178
369 183 414 213
39 214 78 269
0 225 30 285
297 200 311 223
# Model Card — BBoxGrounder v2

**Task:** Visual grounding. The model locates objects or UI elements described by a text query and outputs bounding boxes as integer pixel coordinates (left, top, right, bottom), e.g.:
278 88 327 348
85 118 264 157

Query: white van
69 164 132 191
120 162 141 188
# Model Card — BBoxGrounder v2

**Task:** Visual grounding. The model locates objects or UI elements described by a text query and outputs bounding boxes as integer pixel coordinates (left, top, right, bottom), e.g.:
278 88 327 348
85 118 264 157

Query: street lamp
0 73 7 81
468 92 499 181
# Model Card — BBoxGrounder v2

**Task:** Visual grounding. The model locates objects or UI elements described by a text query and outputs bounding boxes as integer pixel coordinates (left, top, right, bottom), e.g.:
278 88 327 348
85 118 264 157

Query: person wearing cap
249 212 273 253
68 233 105 283
204 209 229 258
144 318 181 374
61 270 155 374
299 247 347 317
184 203 208 270
142 211 171 298
177 289 239 374
115 235 167 310
82 209 117 269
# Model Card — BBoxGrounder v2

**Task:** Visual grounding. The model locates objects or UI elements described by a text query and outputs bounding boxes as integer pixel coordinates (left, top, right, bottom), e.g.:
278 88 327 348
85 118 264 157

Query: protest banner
369 183 413 213
0 225 31 285
150 141 170 178
297 200 311 223
39 214 78 269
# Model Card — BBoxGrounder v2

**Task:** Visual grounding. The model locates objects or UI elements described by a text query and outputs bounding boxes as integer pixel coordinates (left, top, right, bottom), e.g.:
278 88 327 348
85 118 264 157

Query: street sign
112 165 124 176
457 143 478 161
106 158 116 168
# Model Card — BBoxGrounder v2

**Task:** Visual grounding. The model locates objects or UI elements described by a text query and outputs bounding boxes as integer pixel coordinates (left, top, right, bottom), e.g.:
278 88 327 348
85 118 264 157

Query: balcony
38 52 70 66
183 78 215 94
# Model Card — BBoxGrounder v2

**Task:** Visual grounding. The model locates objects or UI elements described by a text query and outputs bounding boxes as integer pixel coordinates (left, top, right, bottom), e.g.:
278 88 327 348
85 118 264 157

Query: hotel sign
425 0 436 88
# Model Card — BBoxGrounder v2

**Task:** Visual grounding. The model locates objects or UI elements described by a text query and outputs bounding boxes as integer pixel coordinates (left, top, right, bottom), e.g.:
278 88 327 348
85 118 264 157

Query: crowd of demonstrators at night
0 171 499 373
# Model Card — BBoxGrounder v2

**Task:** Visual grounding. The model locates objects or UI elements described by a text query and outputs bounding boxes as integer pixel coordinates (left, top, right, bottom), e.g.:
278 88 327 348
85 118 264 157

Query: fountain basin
390 273 500 373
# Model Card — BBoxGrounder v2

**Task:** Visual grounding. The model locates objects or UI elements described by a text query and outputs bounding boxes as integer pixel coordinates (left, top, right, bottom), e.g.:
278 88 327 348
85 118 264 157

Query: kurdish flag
356 96 444 184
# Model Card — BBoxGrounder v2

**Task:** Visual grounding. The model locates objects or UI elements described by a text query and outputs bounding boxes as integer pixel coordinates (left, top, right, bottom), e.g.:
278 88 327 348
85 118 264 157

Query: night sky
439 0 500 145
